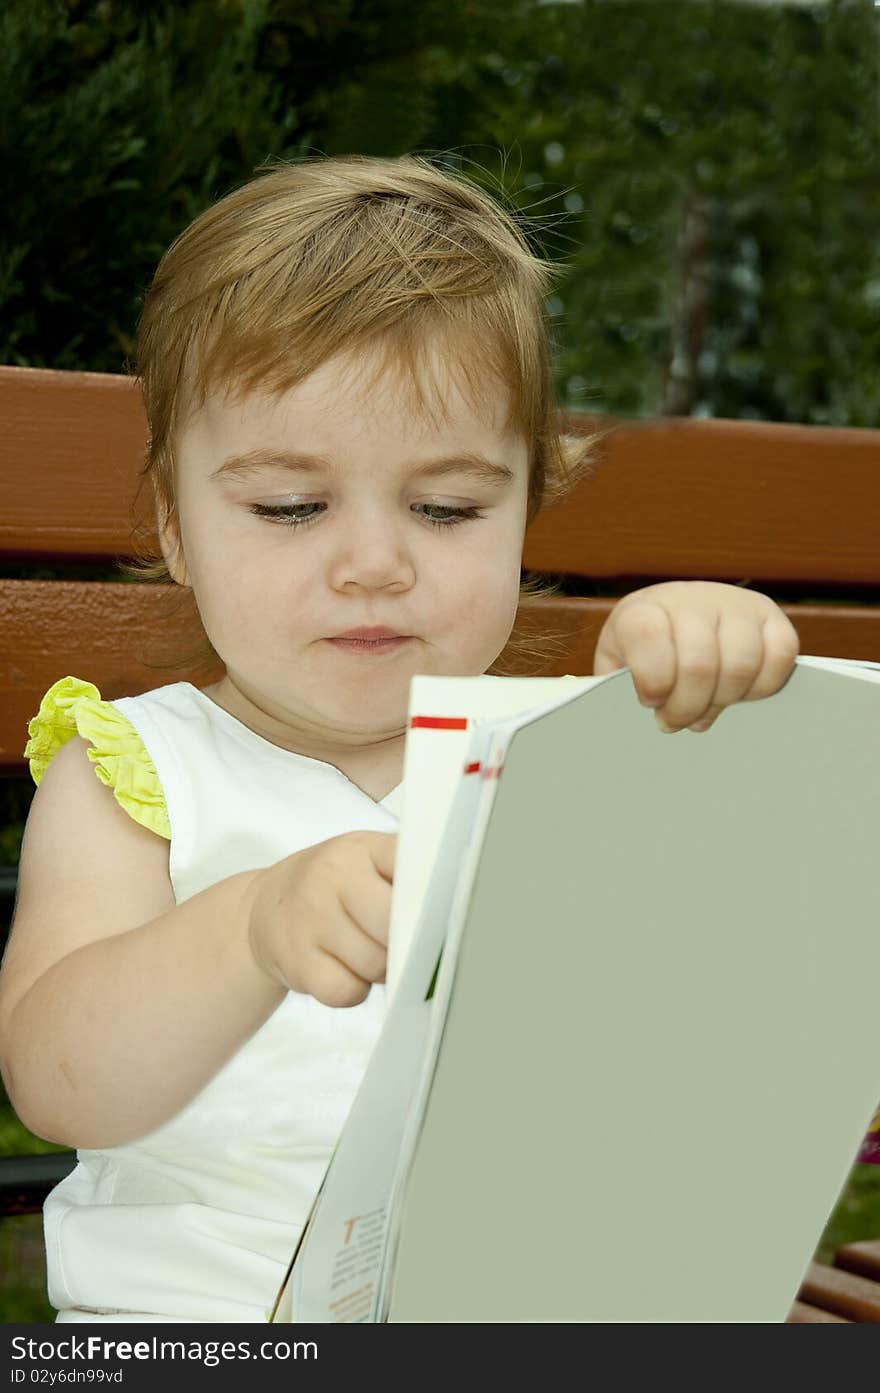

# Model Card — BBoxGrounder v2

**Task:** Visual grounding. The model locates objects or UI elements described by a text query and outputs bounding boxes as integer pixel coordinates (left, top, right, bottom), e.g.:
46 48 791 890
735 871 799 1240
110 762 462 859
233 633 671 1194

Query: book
269 655 880 1323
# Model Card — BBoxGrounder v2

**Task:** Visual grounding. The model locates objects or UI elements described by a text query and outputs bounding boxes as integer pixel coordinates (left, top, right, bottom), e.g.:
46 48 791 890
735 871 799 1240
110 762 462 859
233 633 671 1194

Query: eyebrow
210 448 516 488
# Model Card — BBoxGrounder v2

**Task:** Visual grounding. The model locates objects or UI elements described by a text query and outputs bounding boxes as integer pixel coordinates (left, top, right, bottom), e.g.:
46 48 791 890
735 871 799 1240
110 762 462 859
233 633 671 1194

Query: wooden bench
790 1243 880 1322
1 362 879 1320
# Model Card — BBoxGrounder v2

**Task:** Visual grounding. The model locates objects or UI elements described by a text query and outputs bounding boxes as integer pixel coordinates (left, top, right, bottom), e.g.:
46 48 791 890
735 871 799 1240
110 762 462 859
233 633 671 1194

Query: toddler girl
0 155 800 1322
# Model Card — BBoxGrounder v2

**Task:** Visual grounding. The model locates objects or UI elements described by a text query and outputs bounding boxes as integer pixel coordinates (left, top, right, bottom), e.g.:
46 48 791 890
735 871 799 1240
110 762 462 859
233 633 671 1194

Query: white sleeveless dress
35 680 400 1323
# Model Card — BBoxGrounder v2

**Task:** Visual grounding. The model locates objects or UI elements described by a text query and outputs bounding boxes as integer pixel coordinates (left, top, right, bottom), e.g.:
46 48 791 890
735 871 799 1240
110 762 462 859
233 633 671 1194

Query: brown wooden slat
0 579 222 770
3 364 880 585
2 581 880 774
835 1240 880 1282
0 365 151 559
786 1298 850 1323
524 414 880 586
797 1260 880 1321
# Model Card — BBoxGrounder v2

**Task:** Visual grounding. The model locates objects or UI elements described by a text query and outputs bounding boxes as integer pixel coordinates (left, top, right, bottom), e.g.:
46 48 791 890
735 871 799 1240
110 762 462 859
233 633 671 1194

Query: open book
269 655 880 1323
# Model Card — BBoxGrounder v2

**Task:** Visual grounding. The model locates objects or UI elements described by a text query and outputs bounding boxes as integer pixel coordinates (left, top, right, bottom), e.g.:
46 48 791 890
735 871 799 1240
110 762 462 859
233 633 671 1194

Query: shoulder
20 730 174 906
0 732 176 1033
24 676 171 840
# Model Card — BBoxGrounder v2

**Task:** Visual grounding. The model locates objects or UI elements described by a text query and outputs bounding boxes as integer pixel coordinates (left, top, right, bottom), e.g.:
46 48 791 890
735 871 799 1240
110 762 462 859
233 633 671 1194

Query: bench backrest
2 363 879 774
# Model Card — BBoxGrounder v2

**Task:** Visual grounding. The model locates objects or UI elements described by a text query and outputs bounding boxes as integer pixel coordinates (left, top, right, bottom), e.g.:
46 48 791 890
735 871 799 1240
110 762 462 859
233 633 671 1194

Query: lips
325 627 412 655
331 627 406 640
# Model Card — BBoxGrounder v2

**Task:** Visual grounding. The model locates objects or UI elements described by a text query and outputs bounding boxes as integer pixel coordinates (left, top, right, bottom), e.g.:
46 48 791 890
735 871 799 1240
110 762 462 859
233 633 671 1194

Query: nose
328 509 416 593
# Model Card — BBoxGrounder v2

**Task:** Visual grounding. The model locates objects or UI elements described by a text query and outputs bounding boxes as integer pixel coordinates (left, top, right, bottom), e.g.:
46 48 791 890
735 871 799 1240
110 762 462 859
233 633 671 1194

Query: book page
270 722 497 1322
387 655 880 1001
386 660 880 1321
273 655 880 1322
796 654 880 682
387 673 604 1000
376 723 513 1321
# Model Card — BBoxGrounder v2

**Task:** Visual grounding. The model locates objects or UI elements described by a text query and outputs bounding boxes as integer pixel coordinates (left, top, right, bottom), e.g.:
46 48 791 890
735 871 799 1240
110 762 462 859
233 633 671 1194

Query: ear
154 490 189 588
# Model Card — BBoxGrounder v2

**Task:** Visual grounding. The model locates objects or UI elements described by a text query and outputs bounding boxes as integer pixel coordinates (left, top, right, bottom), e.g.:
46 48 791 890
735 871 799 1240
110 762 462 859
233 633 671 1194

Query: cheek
474 516 526 589
476 524 527 629
432 528 523 625
182 528 267 630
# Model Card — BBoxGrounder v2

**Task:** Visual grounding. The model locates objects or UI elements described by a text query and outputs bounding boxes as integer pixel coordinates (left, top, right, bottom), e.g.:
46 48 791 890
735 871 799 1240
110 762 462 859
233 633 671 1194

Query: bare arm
0 733 395 1152
0 736 285 1149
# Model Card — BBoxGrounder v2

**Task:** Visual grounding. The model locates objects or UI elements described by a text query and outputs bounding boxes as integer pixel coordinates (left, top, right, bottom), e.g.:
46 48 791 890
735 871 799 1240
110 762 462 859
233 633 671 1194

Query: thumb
592 620 625 676
367 830 397 884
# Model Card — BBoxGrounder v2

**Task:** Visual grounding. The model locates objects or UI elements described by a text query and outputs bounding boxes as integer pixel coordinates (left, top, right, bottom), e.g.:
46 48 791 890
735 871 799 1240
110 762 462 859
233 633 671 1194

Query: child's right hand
244 831 397 1008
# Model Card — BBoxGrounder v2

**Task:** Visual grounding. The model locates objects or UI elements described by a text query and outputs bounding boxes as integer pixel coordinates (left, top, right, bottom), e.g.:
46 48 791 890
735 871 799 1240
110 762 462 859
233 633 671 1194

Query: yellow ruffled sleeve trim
24 676 171 841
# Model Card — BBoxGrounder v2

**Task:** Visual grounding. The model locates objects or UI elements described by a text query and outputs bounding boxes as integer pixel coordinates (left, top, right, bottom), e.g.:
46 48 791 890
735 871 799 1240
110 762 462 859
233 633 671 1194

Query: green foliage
466 0 880 422
815 1163 880 1263
0 1215 55 1320
3 0 878 422
0 1083 66 1321
0 0 301 370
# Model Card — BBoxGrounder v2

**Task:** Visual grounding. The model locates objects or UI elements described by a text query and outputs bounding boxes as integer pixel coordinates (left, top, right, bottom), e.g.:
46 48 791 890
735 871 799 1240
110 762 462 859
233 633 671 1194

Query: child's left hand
593 581 800 733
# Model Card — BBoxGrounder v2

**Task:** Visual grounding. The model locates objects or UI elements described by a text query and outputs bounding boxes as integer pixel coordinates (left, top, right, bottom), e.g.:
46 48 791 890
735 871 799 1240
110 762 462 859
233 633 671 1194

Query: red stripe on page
464 761 481 775
410 716 468 729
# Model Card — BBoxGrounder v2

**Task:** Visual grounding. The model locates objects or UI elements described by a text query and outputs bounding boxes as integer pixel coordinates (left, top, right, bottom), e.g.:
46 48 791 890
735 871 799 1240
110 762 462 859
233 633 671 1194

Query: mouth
326 634 413 654
331 627 405 640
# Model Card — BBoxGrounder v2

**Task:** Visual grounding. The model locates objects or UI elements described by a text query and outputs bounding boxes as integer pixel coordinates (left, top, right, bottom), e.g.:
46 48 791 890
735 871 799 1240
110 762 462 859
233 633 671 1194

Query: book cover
271 656 880 1322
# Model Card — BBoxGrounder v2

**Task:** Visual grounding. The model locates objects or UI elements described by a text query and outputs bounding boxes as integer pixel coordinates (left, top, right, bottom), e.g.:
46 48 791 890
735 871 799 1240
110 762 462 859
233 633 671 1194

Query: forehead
185 334 523 454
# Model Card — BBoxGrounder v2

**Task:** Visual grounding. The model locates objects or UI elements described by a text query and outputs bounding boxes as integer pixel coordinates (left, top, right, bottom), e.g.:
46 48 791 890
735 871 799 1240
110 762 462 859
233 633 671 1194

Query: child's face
162 343 531 746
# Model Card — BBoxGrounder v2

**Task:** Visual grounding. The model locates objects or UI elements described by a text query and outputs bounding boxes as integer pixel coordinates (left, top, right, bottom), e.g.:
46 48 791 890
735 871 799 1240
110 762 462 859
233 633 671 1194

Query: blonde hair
127 153 594 675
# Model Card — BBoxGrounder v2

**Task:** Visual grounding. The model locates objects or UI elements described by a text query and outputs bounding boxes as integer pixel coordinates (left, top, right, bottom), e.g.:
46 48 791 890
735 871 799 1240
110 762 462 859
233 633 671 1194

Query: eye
249 502 324 527
249 501 485 531
414 504 485 530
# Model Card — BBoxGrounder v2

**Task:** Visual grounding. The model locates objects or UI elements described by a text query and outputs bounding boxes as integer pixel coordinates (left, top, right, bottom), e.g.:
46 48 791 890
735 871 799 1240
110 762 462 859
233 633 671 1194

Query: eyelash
248 502 485 531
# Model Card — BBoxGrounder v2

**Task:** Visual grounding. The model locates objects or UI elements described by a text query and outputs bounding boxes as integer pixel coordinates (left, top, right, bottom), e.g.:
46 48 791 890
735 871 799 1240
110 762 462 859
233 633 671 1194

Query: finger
686 611 801 732
652 612 721 731
362 829 398 885
686 706 723 734
737 613 801 701
592 632 628 678
683 613 765 729
339 853 394 949
324 912 389 985
308 950 374 1009
601 600 678 708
